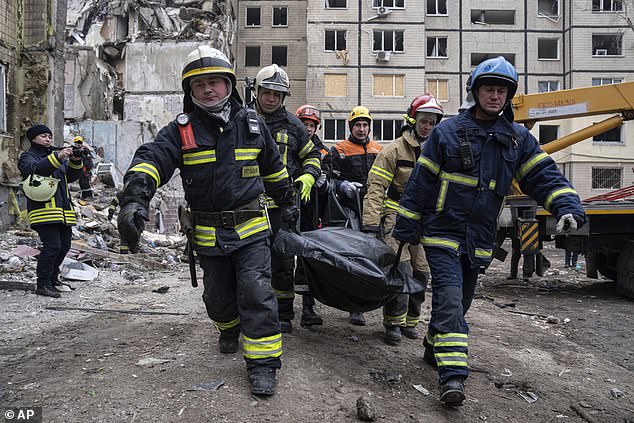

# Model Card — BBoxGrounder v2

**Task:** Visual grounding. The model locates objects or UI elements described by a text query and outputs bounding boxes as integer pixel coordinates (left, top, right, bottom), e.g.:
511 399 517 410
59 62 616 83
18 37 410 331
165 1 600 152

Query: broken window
427 0 448 15
538 80 560 92
326 0 347 8
538 0 559 18
471 53 515 66
245 46 261 67
272 6 288 27
471 10 515 25
592 34 622 56
372 0 405 8
324 74 347 97
592 167 622 189
538 38 559 59
593 126 622 143
427 79 448 101
372 30 404 52
272 46 288 66
592 77 622 85
373 120 403 142
539 125 559 144
427 37 448 58
324 119 347 142
325 30 347 51
373 74 404 97
0 64 5 132
246 7 261 27
592 0 623 11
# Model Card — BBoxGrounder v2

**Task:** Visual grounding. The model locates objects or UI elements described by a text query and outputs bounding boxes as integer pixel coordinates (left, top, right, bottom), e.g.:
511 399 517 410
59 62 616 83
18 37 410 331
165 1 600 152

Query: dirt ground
0 242 632 423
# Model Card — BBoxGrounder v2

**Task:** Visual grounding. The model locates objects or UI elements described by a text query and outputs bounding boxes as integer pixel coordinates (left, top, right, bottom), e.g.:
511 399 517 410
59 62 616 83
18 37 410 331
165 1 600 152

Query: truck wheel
616 241 634 298
595 252 618 281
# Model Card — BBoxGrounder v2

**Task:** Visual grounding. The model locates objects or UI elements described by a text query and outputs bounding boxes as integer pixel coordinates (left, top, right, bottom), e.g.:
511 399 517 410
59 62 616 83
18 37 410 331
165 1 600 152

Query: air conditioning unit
377 6 391 17
376 50 391 62
595 49 608 56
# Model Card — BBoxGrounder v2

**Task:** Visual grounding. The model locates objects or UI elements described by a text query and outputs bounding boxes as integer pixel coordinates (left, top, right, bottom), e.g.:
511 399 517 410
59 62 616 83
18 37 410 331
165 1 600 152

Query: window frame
373 74 405 97
538 0 560 18
271 45 288 67
372 30 405 53
538 80 560 93
272 6 288 27
427 0 448 16
373 119 403 142
426 36 448 58
592 0 623 12
591 167 623 190
427 78 449 102
244 45 261 67
245 6 261 27
325 0 347 9
592 33 623 56
593 125 622 144
372 0 405 9
592 77 623 86
325 29 347 52
538 124 559 144
537 38 559 60
324 73 348 97
323 119 348 143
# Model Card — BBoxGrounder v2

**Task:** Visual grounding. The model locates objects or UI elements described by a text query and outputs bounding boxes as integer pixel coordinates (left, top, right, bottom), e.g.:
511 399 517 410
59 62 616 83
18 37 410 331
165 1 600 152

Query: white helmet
255 64 291 96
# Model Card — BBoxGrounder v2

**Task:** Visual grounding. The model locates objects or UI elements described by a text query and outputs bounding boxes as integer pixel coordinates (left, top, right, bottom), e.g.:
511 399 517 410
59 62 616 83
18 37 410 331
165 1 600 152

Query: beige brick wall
22 0 48 45
0 0 17 46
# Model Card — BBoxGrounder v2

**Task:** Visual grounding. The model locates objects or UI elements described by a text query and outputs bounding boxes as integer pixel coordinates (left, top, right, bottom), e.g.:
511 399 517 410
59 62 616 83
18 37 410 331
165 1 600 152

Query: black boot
349 312 366 326
35 286 61 298
280 320 293 333
401 326 419 339
440 377 465 406
249 368 277 396
301 304 323 327
384 326 401 346
218 330 239 354
423 336 437 367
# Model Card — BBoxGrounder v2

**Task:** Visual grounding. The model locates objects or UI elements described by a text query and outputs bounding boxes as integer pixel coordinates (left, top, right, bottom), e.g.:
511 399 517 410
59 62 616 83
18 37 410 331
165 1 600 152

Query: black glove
107 207 115 220
362 225 382 239
117 202 149 253
280 205 299 232
392 215 420 246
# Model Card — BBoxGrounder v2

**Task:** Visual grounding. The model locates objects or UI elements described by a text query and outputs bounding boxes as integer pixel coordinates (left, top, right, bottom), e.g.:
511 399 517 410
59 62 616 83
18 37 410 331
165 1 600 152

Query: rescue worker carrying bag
20 174 59 202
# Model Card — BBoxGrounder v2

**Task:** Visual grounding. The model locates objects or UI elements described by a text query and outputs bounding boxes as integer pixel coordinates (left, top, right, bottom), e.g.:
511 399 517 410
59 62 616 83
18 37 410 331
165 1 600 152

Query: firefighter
18 125 84 298
117 46 298 396
331 105 383 326
362 94 444 345
73 136 94 199
253 65 322 333
393 56 586 405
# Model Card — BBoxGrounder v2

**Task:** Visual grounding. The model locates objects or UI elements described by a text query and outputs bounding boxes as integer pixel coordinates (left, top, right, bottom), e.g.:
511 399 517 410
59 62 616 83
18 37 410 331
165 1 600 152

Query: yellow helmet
73 135 84 144
20 174 59 202
349 106 372 126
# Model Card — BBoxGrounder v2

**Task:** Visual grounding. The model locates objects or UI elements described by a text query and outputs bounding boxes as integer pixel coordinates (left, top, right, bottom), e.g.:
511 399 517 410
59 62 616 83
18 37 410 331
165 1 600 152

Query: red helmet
296 104 321 125
406 94 444 125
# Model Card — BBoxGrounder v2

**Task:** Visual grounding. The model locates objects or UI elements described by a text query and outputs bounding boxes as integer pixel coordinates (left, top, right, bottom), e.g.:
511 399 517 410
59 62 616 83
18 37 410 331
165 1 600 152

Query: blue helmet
468 56 518 101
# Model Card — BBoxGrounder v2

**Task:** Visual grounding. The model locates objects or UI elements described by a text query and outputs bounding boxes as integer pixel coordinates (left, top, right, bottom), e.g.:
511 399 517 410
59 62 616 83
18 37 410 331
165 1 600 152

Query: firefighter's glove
556 213 578 235
362 225 382 239
295 173 315 203
117 202 149 253
339 181 363 199
280 205 300 232
392 215 420 246
315 172 328 189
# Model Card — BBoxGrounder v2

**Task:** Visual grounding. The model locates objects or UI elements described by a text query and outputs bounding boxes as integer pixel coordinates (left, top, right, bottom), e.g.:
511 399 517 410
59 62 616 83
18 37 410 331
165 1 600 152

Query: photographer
73 136 94 199
18 125 84 298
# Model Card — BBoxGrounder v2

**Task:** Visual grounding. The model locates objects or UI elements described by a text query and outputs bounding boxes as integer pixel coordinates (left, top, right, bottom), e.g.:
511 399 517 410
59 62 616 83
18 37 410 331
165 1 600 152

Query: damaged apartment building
0 0 239 232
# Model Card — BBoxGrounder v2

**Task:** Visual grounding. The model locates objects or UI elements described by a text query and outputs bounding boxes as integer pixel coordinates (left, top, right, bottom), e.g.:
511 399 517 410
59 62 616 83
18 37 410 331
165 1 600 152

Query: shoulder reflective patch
242 165 260 178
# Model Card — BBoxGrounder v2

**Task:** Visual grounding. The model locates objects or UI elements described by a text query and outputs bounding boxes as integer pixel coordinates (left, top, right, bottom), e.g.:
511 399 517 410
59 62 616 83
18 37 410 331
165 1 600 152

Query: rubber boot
384 326 401 346
349 312 366 326
440 377 465 406
218 328 239 354
249 368 277 396
35 286 61 298
280 320 293 333
300 296 323 327
401 326 419 339
423 336 437 367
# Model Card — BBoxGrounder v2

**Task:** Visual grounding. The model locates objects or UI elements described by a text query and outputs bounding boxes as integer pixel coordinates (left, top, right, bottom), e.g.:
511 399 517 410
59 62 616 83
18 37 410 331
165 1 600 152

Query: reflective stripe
383 312 407 326
243 333 283 359
276 133 289 166
213 315 240 331
489 179 496 190
397 205 421 221
435 352 468 367
434 333 468 347
516 152 549 181
298 140 316 158
544 187 578 211
130 163 161 187
439 171 478 187
370 165 394 182
235 148 261 161
48 153 62 168
235 216 269 239
183 150 217 165
421 237 459 251
193 225 216 247
301 157 321 169
436 180 448 212
417 156 440 175
383 198 399 211
28 208 64 224
405 316 419 328
68 161 83 170
474 248 492 258
262 167 289 183
273 288 294 300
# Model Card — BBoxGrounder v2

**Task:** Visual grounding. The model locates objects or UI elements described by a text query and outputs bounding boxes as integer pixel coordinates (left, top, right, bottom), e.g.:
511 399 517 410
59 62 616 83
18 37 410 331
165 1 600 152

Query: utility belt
192 200 264 228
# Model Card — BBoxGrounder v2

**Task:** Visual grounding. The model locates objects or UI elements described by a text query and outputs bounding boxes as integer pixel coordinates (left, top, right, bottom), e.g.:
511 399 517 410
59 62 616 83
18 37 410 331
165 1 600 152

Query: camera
72 146 90 158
